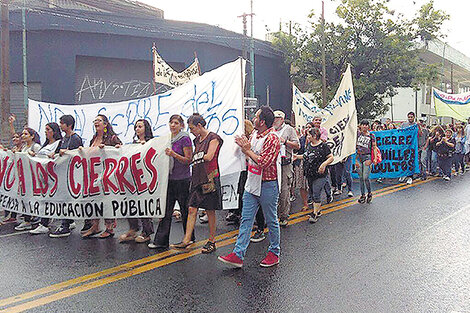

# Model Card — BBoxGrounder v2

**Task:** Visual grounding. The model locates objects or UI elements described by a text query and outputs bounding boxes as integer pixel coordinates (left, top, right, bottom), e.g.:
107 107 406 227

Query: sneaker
69 222 76 230
279 219 288 228
347 191 354 197
29 224 49 235
366 193 373 203
251 229 266 242
218 252 243 268
358 195 366 204
31 217 41 225
15 221 32 231
308 213 318 223
406 177 413 185
49 226 71 238
326 196 333 204
443 176 450 181
333 188 342 196
173 210 182 223
398 177 406 182
225 212 236 221
199 213 208 224
148 243 168 250
80 223 92 235
1 217 17 224
290 195 296 202
377 178 383 183
260 251 279 267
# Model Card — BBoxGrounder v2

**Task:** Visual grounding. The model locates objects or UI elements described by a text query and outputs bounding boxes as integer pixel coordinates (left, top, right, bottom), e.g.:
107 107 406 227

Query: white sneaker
348 191 354 197
199 214 208 224
69 222 76 230
29 224 49 235
444 176 450 181
406 177 413 185
333 188 342 195
398 177 406 182
15 221 32 231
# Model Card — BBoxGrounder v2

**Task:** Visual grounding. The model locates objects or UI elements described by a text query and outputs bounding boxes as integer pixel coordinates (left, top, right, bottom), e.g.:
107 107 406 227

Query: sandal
119 230 137 243
201 241 216 254
81 228 101 239
135 234 150 243
171 241 193 249
99 229 114 239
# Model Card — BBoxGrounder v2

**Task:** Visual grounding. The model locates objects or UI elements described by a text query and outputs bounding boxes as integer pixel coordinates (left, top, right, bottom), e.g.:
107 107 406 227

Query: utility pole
1 0 10 145
321 0 327 107
249 0 255 98
238 6 255 99
22 0 28 112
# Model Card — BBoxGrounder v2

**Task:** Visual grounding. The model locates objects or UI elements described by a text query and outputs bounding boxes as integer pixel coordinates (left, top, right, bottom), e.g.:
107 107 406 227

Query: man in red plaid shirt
218 106 282 268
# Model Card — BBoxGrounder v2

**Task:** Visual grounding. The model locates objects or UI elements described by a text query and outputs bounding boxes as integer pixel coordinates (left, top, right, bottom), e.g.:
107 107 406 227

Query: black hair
258 106 275 128
133 119 154 142
169 114 185 127
407 112 416 117
59 115 75 129
90 114 118 145
308 127 321 140
360 119 370 126
42 122 63 148
187 113 207 128
24 127 40 144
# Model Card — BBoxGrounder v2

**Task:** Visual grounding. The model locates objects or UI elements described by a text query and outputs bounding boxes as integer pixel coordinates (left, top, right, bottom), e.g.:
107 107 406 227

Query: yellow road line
0 178 435 312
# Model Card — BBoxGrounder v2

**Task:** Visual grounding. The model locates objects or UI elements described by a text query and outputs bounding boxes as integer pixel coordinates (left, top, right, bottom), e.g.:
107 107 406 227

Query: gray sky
143 0 470 56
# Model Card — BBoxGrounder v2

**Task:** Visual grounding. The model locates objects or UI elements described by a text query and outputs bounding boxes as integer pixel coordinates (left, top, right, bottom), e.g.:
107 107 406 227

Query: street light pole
1 0 11 145
321 0 327 107
22 0 28 113
249 0 255 98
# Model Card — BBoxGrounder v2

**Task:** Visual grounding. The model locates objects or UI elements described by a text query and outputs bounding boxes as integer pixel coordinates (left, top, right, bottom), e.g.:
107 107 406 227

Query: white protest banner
433 87 470 121
153 48 200 88
28 58 246 209
292 65 357 163
0 137 169 219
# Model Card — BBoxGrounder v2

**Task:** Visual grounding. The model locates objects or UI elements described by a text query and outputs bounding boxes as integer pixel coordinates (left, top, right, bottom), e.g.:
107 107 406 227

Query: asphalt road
0 175 469 313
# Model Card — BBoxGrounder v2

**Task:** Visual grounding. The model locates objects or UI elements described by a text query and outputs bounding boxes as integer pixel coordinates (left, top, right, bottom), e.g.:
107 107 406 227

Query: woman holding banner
356 120 377 204
13 128 42 231
118 119 156 243
171 113 223 254
149 114 194 250
29 122 63 235
81 114 122 239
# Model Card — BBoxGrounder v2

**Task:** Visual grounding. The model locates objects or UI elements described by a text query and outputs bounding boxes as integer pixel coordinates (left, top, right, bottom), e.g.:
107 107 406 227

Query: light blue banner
352 125 419 179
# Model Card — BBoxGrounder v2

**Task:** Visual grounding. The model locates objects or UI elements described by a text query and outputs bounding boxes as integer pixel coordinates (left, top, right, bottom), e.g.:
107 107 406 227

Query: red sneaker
260 252 279 267
218 252 243 268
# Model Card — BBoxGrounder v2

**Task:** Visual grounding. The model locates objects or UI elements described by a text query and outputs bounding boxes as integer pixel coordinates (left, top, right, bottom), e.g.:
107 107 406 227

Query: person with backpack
301 127 334 223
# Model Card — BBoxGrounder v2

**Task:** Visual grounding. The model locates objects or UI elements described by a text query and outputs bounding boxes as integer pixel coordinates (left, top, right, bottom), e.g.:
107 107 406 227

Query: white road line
0 230 30 238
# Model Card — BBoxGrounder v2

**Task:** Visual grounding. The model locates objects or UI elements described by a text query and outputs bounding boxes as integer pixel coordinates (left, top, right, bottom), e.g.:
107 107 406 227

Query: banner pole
240 57 245 135
151 43 157 95
194 51 201 75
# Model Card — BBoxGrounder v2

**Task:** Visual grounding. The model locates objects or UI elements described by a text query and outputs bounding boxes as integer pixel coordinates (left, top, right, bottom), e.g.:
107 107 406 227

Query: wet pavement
0 175 469 312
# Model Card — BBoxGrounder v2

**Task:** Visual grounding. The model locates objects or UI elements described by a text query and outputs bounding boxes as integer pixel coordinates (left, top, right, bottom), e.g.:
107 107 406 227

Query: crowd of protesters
1 107 468 268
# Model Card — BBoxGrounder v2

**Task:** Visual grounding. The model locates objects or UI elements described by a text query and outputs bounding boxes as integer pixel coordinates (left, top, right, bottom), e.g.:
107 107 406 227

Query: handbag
371 146 382 165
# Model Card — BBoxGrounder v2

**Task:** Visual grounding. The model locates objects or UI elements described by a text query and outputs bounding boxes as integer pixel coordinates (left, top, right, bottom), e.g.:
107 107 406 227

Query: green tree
272 0 449 119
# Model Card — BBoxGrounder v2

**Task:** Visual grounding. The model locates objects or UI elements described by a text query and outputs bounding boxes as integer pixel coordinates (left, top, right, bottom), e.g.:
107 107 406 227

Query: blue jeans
307 176 327 203
357 154 371 195
430 151 438 175
233 180 280 260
